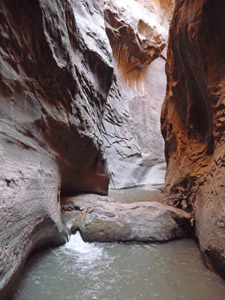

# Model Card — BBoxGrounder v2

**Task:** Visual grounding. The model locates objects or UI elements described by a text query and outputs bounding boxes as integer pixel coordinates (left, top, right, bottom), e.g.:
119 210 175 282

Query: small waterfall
63 232 103 262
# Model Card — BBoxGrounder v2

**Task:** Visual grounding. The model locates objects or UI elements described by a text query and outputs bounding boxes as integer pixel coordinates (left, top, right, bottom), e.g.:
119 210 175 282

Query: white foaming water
63 231 103 262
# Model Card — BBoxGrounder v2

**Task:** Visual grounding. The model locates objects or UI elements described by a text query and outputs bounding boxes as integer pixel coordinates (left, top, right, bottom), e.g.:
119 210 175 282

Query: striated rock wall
161 0 225 277
0 0 176 296
102 0 174 188
0 0 113 297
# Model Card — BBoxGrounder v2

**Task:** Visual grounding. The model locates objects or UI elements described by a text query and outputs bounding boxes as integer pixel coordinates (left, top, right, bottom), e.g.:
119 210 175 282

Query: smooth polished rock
101 0 174 188
0 0 113 297
62 194 192 243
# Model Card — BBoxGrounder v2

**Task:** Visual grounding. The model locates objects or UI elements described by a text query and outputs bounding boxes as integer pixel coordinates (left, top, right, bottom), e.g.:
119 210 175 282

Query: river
13 186 225 300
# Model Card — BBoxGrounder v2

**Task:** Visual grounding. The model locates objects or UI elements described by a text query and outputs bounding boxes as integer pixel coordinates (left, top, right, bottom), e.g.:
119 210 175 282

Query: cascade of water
63 232 103 262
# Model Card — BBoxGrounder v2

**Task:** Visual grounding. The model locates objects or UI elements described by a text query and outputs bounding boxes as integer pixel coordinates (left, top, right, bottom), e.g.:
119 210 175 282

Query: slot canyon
1 0 225 298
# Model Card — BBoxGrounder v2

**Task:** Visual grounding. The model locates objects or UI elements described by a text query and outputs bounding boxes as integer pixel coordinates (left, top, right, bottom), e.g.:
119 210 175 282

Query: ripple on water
14 233 225 300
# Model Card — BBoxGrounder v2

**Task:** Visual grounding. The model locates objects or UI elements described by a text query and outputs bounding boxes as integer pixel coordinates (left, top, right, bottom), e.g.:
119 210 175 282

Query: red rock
161 0 225 278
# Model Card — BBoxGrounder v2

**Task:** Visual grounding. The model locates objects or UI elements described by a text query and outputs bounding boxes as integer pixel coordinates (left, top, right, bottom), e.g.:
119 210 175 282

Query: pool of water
109 184 164 203
14 231 225 300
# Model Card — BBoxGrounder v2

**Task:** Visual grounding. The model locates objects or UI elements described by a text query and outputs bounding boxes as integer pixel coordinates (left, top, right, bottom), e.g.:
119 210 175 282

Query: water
109 185 164 203
14 232 225 300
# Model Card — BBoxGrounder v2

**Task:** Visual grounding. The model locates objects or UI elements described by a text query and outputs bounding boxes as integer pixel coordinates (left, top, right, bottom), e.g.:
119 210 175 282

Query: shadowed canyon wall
2 0 225 296
161 0 225 277
0 0 174 297
0 0 113 297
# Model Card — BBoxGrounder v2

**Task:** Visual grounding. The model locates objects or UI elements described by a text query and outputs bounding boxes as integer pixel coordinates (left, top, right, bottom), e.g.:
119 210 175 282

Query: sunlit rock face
161 0 225 278
0 0 113 297
102 0 174 188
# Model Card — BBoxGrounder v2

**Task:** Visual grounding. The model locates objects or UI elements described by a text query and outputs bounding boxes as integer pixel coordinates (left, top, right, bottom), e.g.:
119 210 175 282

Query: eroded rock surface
101 0 174 188
61 194 192 243
161 0 225 277
0 0 113 297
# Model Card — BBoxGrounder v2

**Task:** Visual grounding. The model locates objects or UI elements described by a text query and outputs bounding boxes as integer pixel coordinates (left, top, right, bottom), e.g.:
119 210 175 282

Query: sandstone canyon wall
102 0 173 188
161 0 225 277
0 0 173 297
0 0 113 297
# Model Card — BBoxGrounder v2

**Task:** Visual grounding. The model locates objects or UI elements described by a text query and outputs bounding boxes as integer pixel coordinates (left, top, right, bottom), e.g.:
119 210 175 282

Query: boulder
62 194 192 243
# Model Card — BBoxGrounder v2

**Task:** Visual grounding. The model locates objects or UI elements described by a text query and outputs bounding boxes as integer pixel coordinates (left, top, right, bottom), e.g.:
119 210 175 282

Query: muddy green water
13 186 225 300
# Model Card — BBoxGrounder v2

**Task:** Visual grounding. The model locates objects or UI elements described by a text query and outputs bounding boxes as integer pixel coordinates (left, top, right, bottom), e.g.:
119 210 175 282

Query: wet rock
101 0 174 188
161 0 225 277
62 194 192 243
61 200 83 213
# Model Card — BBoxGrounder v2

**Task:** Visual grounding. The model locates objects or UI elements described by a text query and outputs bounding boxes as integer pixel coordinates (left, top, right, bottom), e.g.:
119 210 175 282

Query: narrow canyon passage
1 0 225 299
13 186 225 299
